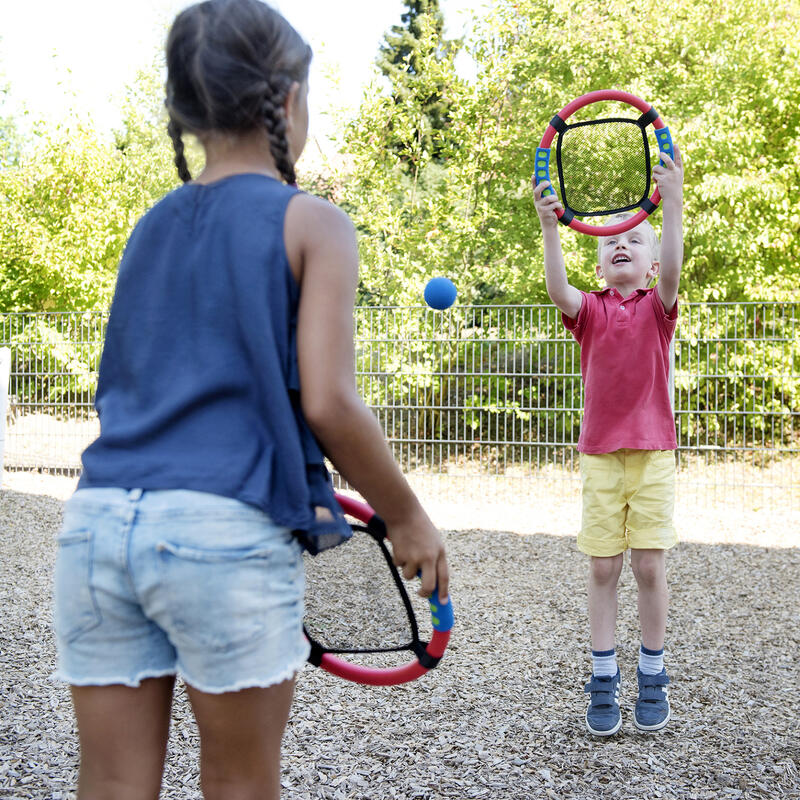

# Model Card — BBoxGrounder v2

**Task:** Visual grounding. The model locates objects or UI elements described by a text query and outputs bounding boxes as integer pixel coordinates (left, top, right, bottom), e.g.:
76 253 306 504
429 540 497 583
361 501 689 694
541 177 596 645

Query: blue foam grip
535 147 553 196
415 570 454 632
655 127 674 163
428 591 455 632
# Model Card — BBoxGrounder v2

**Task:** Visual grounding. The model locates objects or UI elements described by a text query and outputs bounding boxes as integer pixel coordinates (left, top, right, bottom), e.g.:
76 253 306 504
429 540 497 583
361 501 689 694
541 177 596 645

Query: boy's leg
588 553 624 651
185 679 296 800
630 548 668 650
626 449 676 649
70 676 175 800
630 547 671 731
579 452 628 736
583 554 624 735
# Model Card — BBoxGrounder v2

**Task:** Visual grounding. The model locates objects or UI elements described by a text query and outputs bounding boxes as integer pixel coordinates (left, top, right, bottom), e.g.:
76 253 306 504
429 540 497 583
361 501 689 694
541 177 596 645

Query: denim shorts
53 488 309 693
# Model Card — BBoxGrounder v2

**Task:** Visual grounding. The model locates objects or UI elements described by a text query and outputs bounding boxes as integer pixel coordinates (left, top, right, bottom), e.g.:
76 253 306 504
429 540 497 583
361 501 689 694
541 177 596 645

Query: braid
261 75 296 185
167 118 193 183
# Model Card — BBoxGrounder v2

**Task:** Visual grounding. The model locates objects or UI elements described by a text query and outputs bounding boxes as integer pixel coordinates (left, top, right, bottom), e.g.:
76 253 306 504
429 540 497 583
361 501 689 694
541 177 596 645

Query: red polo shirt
562 286 678 454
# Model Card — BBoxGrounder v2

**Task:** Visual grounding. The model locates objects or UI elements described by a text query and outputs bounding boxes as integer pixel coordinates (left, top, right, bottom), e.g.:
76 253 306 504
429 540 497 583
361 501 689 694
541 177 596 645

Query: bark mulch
1 473 798 799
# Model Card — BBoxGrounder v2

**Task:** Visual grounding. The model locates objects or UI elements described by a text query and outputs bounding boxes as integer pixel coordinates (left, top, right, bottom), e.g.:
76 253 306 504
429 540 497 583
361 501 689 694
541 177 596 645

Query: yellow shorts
578 449 678 557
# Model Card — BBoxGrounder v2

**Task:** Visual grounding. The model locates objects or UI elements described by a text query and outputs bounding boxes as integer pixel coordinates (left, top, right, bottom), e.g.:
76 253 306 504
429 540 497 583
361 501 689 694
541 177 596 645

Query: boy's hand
653 144 683 205
532 178 563 230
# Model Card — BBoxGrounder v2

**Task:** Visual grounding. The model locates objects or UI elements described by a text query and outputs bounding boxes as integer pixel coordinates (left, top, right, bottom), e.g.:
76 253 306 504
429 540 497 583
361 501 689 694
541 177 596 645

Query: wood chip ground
1 472 798 799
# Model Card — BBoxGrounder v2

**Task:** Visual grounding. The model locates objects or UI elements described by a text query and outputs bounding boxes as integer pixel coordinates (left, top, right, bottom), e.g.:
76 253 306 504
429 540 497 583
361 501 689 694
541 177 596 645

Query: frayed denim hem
49 667 177 687
178 650 310 695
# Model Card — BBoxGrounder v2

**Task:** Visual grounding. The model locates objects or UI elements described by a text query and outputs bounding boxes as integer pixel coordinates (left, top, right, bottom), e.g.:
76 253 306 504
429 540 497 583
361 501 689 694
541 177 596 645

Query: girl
53 2 449 798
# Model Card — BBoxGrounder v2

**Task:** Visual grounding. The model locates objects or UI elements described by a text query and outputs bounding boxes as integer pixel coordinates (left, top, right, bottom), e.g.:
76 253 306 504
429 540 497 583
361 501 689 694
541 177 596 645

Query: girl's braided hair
165 0 312 184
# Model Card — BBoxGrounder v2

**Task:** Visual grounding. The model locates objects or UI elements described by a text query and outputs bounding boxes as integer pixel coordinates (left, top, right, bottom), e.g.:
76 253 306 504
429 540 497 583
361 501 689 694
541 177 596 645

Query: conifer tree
376 0 459 163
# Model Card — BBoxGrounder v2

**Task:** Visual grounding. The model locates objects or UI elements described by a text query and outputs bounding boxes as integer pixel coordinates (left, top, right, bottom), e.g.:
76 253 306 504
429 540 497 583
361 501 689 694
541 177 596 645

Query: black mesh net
556 118 651 217
303 525 430 659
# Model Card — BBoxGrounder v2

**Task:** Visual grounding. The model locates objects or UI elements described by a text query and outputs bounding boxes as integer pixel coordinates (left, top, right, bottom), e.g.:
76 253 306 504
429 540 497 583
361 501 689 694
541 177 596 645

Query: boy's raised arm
532 179 583 319
654 145 684 313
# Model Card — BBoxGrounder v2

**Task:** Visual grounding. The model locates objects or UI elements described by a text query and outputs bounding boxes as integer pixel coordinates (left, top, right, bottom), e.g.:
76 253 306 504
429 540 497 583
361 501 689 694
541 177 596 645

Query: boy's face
596 224 659 292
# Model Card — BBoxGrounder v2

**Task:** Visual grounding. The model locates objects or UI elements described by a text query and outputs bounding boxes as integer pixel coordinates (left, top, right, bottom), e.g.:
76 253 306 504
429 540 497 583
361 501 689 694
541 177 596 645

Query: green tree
0 124 141 311
377 0 461 165
0 64 197 312
342 0 800 305
113 61 204 205
342 15 467 305
466 0 800 303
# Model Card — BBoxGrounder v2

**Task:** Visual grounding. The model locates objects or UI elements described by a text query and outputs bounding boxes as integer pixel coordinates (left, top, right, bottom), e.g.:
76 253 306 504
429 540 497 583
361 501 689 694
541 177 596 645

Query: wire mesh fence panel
1 312 105 472
352 305 585 497
2 304 798 510
674 302 799 510
347 302 799 510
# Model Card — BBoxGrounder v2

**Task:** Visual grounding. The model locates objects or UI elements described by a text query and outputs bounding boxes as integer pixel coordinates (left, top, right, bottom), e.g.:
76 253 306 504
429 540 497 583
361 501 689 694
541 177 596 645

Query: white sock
639 645 665 675
591 648 617 677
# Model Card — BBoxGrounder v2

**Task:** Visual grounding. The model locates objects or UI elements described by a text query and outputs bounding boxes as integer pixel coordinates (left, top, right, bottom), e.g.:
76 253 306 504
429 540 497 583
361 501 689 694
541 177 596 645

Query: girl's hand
387 509 449 602
532 178 563 230
652 144 683 205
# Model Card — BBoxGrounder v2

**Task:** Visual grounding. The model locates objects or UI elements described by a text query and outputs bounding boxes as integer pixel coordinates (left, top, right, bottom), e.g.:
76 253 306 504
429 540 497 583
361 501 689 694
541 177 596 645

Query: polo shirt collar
591 286 651 301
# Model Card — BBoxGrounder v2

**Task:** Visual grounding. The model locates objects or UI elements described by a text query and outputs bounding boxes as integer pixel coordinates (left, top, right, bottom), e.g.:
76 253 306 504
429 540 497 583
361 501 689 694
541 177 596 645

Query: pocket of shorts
54 529 102 643
155 539 302 652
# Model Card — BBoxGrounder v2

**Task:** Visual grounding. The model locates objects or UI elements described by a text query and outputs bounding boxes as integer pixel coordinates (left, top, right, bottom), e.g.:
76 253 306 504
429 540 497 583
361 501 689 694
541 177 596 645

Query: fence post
0 347 9 487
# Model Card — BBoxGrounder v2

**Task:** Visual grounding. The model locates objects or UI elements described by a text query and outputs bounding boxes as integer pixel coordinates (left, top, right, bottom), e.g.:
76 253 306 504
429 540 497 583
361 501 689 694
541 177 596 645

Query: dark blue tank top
79 174 351 554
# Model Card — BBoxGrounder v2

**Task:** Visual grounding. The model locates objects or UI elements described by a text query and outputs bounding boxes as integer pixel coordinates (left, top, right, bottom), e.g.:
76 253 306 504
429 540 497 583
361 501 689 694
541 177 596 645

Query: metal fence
2 303 798 510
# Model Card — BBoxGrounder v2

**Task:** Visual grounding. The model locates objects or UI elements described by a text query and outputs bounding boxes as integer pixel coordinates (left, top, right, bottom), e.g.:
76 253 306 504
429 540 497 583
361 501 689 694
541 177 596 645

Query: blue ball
424 277 457 310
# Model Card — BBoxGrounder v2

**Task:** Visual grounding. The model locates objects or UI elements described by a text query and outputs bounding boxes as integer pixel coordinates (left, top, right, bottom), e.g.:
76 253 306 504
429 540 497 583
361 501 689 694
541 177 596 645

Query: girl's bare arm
285 193 448 600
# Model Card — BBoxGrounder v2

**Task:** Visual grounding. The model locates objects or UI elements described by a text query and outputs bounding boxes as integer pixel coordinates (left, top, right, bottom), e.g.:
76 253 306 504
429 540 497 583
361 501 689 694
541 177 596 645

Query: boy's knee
631 549 665 586
589 554 623 584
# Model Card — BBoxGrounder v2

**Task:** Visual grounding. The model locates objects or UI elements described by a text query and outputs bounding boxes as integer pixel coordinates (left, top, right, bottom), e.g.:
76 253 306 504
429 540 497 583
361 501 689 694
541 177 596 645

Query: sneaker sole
633 707 670 732
586 711 622 736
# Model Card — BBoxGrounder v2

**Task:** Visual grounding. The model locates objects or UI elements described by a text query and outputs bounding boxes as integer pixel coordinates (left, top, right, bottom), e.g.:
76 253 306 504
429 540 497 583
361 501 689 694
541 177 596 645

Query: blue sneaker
584 669 621 736
634 668 670 731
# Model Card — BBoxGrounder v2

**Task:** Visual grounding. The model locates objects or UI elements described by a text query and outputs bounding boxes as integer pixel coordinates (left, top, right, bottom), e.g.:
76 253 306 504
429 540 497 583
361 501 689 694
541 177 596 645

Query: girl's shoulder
284 193 358 284
288 190 351 225
285 192 355 250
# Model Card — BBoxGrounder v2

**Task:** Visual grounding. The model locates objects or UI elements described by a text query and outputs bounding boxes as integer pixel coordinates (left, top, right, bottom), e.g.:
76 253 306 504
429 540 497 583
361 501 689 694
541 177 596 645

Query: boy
532 146 684 735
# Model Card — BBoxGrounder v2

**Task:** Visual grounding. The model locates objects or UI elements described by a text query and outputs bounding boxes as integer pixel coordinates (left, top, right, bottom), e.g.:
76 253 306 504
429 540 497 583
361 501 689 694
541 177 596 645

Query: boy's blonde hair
596 213 660 262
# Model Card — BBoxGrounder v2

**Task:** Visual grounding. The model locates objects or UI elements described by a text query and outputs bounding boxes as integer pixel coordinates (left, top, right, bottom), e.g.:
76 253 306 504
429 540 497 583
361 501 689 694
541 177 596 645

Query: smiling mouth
612 254 631 264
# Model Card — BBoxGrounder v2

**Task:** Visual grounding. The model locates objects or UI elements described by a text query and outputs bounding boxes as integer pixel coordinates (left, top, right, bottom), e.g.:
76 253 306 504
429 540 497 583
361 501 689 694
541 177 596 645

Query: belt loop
128 488 143 502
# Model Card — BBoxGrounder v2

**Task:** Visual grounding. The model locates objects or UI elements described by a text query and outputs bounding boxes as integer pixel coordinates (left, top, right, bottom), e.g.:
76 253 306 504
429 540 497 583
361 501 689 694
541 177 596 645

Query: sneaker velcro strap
584 678 618 706
638 672 669 702
638 685 667 702
639 672 670 688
